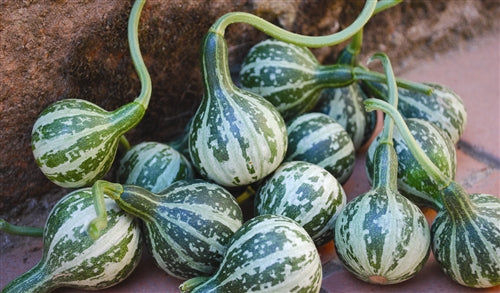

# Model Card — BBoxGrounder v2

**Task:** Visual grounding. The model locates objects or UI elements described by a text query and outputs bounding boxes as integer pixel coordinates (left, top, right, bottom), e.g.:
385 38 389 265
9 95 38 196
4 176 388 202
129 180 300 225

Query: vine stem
0 219 43 237
88 180 124 240
209 0 377 48
130 0 152 108
364 98 452 189
368 52 397 144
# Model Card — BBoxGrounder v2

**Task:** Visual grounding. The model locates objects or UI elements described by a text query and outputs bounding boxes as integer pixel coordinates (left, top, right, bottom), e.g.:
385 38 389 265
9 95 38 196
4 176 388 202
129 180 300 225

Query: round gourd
255 161 346 246
2 188 143 293
180 214 322 293
117 141 194 193
285 112 355 183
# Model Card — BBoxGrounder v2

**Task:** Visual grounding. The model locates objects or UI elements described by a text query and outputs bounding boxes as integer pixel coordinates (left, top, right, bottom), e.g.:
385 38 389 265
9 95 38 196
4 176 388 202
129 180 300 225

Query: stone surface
1 0 499 216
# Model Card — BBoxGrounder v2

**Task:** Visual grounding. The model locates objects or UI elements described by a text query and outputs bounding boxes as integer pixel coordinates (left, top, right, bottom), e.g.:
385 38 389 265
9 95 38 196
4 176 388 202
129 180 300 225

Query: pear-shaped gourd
189 32 287 187
365 98 500 288
2 188 143 293
255 161 346 246
315 83 377 150
117 141 194 193
366 118 457 210
106 179 243 280
180 214 322 293
362 82 467 144
31 0 151 188
285 112 355 184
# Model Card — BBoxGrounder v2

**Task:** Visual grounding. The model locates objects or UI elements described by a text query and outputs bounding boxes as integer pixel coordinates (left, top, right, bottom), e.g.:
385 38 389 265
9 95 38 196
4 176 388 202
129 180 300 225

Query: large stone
0 0 498 216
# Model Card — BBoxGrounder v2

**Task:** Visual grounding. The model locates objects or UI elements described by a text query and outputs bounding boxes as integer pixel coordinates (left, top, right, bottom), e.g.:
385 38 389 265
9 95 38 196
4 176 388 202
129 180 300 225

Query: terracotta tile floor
1 32 499 292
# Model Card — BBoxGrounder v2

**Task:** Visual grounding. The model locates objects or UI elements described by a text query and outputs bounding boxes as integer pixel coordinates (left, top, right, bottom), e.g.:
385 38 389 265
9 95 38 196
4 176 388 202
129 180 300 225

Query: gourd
188 0 379 187
88 179 243 280
365 98 500 288
239 38 432 120
334 53 431 285
254 161 346 246
362 81 467 144
366 118 457 210
117 141 194 193
179 214 322 293
2 188 143 293
31 0 151 188
285 112 355 184
315 83 377 150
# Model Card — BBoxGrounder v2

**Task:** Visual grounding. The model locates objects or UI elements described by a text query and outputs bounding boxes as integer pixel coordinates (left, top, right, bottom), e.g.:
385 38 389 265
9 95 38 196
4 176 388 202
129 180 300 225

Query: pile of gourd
2 0 499 292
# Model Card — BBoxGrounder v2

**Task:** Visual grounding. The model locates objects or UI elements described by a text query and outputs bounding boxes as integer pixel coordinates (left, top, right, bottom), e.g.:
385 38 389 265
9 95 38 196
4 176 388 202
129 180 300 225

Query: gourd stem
179 276 210 293
235 186 256 204
364 99 452 189
369 53 397 144
119 135 131 151
88 180 124 240
209 0 377 48
352 66 433 95
374 0 403 14
0 219 43 237
130 0 152 108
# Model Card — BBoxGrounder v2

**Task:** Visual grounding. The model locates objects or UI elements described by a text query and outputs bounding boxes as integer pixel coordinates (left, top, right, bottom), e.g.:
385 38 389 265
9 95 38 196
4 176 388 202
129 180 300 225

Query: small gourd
315 83 377 150
285 112 355 184
362 81 467 144
239 39 432 120
31 0 151 188
255 161 346 246
179 214 322 293
88 179 243 280
117 141 194 193
2 188 143 293
366 118 457 210
334 53 431 285
365 98 500 288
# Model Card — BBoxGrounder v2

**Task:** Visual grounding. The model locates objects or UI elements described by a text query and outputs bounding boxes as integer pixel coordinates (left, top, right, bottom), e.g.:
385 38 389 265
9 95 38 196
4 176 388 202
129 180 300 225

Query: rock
0 0 498 216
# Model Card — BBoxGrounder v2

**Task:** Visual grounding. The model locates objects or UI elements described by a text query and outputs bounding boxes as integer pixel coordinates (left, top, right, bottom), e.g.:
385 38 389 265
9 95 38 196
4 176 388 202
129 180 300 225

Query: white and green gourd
188 0 383 187
255 161 346 246
362 81 467 144
2 188 143 293
334 53 431 285
117 141 194 193
88 179 243 280
179 214 322 293
366 118 457 210
365 98 500 288
314 83 377 150
31 0 151 188
239 39 433 121
285 112 355 184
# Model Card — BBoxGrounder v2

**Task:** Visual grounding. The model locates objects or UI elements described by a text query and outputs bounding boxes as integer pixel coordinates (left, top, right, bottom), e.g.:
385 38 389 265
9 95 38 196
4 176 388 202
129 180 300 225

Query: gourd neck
209 0 377 48
314 64 356 88
2 264 56 293
110 102 146 135
439 181 476 222
201 31 235 98
115 185 160 221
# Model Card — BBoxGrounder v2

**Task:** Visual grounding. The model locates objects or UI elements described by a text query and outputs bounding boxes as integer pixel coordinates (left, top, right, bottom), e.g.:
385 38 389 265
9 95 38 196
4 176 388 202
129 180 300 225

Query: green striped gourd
31 0 151 188
188 32 287 187
334 52 430 285
315 83 377 149
180 214 322 293
255 161 346 246
366 118 457 210
364 98 500 288
285 112 355 184
117 141 194 193
239 39 356 120
109 179 243 280
334 138 431 284
362 82 467 144
431 183 500 288
2 188 143 293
